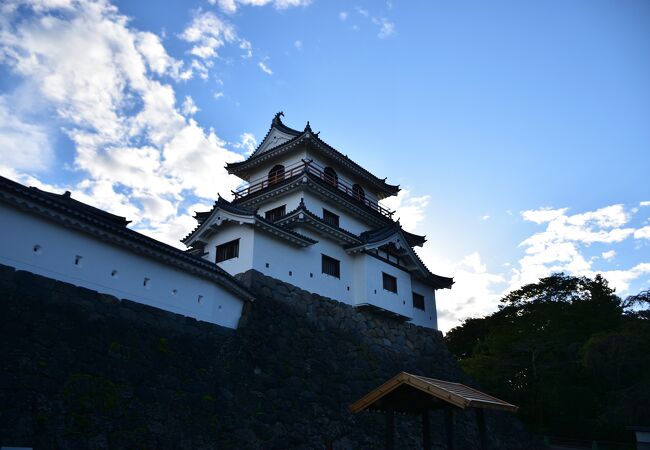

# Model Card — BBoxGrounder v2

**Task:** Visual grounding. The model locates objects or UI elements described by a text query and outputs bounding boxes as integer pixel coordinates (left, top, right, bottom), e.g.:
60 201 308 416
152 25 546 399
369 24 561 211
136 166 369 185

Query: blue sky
0 0 648 331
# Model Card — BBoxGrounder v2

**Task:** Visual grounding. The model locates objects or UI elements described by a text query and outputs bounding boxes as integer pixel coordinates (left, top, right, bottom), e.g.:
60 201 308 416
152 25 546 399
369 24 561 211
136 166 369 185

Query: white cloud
212 0 311 14
602 250 616 260
0 0 245 245
635 226 650 240
512 204 647 295
181 96 199 115
480 215 490 221
373 17 395 39
338 11 348 21
353 7 395 38
180 11 238 60
426 252 505 333
640 201 650 207
233 132 257 155
258 61 273 75
382 189 429 231
293 40 302 50
0 96 52 172
213 91 224 100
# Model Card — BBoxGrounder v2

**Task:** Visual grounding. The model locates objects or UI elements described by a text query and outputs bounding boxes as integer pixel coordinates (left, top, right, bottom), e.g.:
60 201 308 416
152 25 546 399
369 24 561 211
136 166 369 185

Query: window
412 292 425 310
323 208 340 227
265 205 286 222
322 254 340 278
268 165 285 185
352 184 365 202
216 239 239 262
382 272 397 293
323 166 338 188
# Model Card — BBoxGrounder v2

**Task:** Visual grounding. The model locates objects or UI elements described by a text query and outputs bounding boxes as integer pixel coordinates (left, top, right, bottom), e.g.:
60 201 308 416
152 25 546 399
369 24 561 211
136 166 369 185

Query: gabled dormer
226 113 400 199
249 112 302 157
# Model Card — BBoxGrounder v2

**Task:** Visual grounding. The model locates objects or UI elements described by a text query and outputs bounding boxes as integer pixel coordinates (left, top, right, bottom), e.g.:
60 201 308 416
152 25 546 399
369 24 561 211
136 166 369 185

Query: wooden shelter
350 372 518 450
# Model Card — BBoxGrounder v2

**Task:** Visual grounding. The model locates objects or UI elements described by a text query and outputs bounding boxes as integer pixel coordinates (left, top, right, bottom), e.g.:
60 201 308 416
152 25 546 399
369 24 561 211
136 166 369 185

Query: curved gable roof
227 113 399 198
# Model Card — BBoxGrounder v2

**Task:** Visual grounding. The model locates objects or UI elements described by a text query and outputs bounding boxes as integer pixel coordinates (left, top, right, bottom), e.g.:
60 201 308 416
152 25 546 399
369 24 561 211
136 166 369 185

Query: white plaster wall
251 228 357 305
205 222 255 276
0 204 244 329
358 254 414 320
410 279 438 329
302 192 371 235
258 192 303 218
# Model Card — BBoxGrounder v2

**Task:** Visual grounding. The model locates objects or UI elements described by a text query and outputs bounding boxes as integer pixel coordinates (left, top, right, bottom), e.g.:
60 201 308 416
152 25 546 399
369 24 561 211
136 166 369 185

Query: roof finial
304 121 312 133
273 111 285 126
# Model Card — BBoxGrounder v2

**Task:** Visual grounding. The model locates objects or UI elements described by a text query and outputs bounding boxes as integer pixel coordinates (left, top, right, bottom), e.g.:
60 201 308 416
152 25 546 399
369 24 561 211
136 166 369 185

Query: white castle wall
206 222 441 327
301 192 370 235
251 227 356 305
410 279 438 329
0 204 245 329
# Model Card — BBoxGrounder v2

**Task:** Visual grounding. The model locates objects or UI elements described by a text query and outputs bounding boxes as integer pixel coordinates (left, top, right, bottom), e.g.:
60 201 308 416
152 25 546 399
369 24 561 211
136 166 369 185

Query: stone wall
0 264 538 449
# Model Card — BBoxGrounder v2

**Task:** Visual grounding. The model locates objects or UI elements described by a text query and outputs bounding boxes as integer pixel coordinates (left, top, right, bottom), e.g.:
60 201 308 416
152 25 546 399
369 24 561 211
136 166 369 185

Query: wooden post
477 408 488 450
445 406 454 450
422 409 431 450
385 408 395 450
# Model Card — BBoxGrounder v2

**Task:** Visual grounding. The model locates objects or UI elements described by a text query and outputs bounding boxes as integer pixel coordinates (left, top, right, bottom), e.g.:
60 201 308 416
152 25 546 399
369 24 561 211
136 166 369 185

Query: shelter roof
227 113 399 198
0 175 255 302
350 372 518 414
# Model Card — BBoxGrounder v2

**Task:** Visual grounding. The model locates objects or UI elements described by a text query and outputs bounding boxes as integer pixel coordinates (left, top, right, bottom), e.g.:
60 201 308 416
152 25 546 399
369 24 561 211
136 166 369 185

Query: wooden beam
477 408 488 450
445 407 454 450
422 409 431 450
385 408 395 450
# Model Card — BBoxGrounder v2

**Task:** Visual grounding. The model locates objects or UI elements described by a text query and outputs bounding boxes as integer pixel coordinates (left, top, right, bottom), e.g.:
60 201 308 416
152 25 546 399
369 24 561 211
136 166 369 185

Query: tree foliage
444 273 650 442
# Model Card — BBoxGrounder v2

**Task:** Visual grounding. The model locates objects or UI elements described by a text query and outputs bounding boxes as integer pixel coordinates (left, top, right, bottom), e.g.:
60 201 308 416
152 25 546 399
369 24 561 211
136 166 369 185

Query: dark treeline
444 273 650 443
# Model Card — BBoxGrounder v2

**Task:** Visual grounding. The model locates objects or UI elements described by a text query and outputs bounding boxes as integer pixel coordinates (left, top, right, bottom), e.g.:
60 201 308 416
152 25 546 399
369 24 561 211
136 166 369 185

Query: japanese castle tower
183 113 453 329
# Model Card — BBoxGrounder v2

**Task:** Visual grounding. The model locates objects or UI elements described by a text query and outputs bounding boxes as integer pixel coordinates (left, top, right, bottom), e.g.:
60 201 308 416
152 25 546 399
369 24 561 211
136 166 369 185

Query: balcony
232 159 394 218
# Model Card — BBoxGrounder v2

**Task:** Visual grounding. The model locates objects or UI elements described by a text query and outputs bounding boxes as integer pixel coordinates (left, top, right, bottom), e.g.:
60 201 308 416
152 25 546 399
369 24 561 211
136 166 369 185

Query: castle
0 113 453 330
184 113 453 328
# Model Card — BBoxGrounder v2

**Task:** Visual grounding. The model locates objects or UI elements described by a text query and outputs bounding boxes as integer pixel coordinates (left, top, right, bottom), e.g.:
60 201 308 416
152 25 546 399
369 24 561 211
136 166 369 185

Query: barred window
323 208 340 227
216 239 239 263
265 205 286 222
412 292 425 310
322 254 340 278
382 272 397 293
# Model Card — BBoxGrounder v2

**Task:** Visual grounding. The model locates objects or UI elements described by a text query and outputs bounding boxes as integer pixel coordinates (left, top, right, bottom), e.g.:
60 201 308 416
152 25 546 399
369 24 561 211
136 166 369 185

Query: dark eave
227 116 399 197
353 225 453 290
232 169 394 229
183 195 317 247
274 200 362 246
0 175 255 302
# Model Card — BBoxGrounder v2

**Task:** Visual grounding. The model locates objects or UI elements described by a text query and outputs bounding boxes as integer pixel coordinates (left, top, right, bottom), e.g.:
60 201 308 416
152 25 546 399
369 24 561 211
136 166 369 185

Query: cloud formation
211 0 311 14
0 0 244 246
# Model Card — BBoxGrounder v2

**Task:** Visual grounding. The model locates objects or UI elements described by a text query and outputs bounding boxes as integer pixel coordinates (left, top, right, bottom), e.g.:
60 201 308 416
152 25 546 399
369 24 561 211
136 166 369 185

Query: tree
444 273 646 442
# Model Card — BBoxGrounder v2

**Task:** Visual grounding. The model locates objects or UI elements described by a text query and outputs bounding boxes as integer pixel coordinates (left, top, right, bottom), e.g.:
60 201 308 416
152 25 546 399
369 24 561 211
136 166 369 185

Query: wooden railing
232 159 394 218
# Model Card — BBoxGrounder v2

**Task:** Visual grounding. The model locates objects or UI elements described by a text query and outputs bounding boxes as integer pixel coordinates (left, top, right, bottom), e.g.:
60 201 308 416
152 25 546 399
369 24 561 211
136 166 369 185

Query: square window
382 272 397 293
412 292 425 310
265 205 286 222
216 239 239 263
322 209 340 227
322 254 340 278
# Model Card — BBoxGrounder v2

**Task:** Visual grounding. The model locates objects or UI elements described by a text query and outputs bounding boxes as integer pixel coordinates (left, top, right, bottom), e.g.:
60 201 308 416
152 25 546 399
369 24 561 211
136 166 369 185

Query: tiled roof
227 114 399 196
183 195 317 247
